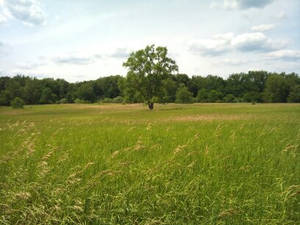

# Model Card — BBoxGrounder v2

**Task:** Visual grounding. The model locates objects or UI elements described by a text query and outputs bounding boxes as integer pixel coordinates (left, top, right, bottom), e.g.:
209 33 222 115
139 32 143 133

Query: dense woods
0 71 300 106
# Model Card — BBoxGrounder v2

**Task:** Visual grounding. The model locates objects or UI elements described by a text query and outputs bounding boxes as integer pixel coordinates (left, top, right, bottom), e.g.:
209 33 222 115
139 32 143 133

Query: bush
112 96 124 103
57 98 68 104
233 97 243 103
74 98 90 104
11 97 25 109
99 97 124 104
100 98 113 103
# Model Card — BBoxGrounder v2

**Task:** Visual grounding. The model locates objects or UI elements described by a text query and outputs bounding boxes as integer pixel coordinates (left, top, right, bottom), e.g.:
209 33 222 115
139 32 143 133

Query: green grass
0 103 299 224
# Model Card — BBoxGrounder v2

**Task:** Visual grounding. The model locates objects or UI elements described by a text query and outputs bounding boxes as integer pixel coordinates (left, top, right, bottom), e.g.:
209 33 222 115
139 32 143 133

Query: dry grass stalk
174 144 187 154
219 208 239 218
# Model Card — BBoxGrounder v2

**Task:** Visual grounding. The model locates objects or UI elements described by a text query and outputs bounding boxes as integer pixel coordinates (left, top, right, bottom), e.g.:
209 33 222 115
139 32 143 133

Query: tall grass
0 103 299 224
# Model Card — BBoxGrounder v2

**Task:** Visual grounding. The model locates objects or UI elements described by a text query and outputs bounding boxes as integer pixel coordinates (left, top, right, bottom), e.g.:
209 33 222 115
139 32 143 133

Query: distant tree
287 85 300 102
11 97 25 109
23 78 43 104
197 88 208 102
174 74 190 87
56 79 70 99
0 90 11 106
40 87 56 104
76 82 95 102
207 90 223 102
0 71 299 106
6 79 22 101
118 76 143 103
224 94 235 103
243 91 261 103
247 71 269 93
202 75 225 92
263 75 289 102
225 73 244 97
162 78 177 102
188 76 204 97
123 45 178 110
95 76 122 99
175 85 193 103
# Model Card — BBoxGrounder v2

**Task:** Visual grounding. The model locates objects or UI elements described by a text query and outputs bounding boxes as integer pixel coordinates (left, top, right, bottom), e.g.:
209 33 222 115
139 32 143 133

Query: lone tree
123 45 178 110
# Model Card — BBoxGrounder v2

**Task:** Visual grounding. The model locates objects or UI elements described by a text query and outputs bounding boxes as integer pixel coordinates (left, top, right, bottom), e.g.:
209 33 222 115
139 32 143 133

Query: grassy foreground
0 103 299 225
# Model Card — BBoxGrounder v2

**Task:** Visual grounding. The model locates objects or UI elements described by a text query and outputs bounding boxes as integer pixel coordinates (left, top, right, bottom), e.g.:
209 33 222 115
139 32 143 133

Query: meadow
0 103 299 225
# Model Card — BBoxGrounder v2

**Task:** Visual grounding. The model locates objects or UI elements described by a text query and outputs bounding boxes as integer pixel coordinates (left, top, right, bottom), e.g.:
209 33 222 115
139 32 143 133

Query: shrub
112 96 124 103
99 97 124 104
11 97 25 109
74 98 90 104
57 98 68 104
233 97 243 103
101 98 114 103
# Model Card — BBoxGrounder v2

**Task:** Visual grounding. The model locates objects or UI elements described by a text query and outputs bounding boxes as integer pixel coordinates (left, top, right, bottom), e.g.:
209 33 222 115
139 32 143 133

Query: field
0 103 299 224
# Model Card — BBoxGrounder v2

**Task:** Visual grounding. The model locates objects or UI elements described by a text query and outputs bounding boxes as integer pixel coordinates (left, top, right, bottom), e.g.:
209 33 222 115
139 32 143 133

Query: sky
0 0 300 82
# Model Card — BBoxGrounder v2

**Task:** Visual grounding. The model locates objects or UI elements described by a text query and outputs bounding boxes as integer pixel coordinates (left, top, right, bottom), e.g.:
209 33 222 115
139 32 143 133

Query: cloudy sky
0 0 299 82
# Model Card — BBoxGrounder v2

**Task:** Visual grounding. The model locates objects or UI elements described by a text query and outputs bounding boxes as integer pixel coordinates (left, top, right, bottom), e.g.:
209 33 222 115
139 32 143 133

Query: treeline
0 71 300 106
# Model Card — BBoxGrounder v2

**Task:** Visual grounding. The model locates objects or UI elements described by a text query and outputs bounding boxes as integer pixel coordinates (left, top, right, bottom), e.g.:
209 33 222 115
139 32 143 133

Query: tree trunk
148 102 154 110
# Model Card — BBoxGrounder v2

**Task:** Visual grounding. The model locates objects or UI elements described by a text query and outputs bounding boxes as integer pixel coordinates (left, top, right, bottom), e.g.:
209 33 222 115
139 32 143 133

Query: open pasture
0 103 299 224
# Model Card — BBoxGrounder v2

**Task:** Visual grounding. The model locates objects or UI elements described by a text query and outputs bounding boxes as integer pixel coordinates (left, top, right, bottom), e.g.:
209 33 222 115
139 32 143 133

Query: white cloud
231 32 284 52
53 56 95 65
211 0 275 10
268 50 300 61
0 14 6 23
110 48 130 59
213 33 235 40
275 11 286 19
220 58 248 65
16 61 45 70
190 32 285 56
251 24 276 32
189 33 233 56
3 0 46 26
52 48 131 66
0 41 9 55
238 0 275 9
0 0 9 23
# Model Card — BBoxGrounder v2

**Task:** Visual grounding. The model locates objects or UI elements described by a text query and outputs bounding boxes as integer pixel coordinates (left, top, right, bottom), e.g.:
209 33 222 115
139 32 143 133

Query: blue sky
0 0 300 82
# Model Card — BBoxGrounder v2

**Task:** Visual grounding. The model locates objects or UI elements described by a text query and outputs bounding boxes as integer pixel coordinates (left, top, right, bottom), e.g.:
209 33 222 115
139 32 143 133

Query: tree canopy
123 45 178 109
1 71 300 107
